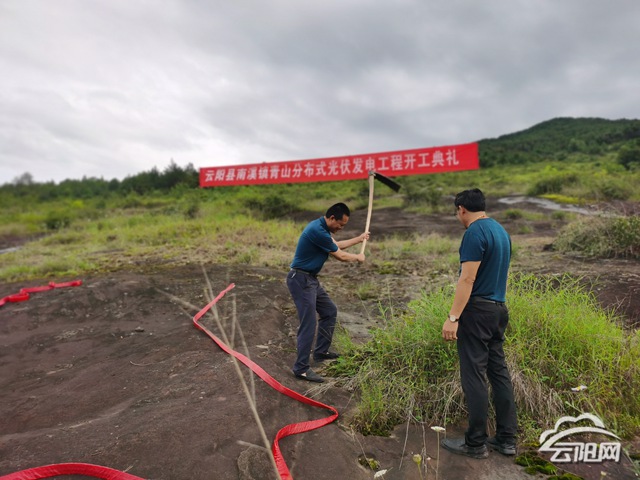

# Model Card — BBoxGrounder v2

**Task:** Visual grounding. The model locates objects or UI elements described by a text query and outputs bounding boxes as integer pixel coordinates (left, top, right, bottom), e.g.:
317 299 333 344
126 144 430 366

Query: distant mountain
478 117 640 167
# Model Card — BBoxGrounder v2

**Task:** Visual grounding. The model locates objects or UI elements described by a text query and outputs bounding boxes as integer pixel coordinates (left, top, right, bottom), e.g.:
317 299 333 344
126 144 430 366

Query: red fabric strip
193 283 339 480
0 281 82 308
0 462 145 480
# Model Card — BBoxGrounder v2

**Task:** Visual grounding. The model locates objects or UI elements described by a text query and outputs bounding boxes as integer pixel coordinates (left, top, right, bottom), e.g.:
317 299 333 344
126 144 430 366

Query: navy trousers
457 301 518 446
286 269 337 375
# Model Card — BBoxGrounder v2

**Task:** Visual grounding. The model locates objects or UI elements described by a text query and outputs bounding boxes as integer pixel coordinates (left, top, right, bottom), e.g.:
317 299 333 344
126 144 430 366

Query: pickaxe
360 171 402 254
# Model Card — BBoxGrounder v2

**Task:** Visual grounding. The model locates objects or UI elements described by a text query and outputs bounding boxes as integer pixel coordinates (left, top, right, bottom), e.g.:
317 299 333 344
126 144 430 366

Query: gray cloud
1 0 639 184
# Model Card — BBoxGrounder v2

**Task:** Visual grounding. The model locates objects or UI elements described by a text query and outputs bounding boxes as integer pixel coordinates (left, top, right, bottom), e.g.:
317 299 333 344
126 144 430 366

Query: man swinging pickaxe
360 171 402 255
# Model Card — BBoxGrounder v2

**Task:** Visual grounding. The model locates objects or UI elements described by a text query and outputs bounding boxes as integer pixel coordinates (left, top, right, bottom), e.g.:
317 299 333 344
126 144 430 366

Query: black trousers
457 301 518 446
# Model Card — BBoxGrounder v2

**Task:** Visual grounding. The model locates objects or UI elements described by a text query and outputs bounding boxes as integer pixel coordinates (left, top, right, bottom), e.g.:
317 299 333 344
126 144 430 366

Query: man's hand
442 319 459 341
356 253 365 263
359 231 370 243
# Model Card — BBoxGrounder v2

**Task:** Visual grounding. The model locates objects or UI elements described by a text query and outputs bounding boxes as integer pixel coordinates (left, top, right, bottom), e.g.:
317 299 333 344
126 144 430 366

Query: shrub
44 211 72 231
183 200 201 219
504 209 524 220
402 185 443 209
243 194 301 220
617 147 640 170
592 177 633 201
527 172 579 196
555 215 640 259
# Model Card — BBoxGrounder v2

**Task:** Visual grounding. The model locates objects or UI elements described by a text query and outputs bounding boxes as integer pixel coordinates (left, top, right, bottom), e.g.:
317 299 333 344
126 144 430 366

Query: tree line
2 161 199 201
2 117 639 202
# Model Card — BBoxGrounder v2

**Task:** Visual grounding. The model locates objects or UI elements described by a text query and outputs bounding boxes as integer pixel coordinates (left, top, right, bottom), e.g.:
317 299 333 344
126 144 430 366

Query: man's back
459 218 511 302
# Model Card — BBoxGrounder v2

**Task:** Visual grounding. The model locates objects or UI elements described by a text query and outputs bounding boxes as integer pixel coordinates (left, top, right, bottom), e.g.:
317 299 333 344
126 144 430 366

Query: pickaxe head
369 171 401 192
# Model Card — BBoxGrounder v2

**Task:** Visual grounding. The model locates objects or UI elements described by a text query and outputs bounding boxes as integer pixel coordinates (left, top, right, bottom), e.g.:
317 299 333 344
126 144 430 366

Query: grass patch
555 215 640 259
330 273 640 441
0 199 301 281
541 193 585 205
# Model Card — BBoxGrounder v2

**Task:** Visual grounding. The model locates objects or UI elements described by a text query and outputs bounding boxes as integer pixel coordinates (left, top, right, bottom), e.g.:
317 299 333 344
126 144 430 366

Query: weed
356 281 379 301
504 209 524 220
528 171 579 196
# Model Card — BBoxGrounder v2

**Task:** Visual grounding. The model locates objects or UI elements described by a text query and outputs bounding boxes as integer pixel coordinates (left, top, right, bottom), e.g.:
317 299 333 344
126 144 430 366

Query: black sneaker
294 368 325 383
487 437 517 456
314 351 340 362
441 438 488 459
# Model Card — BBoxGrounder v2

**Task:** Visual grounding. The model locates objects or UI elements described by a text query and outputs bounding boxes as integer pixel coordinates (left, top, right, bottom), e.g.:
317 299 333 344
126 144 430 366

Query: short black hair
325 202 351 220
454 188 486 212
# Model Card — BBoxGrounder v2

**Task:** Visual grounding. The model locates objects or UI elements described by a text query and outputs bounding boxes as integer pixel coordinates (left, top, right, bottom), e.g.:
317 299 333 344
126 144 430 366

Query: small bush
617 147 640 170
528 172 579 196
504 209 524 220
243 194 301 220
551 211 568 221
44 211 72 231
183 200 201 219
555 215 640 259
402 185 443 209
593 177 633 201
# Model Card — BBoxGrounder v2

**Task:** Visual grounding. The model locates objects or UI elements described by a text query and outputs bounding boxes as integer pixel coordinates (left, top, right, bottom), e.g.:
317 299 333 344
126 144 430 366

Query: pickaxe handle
360 173 375 255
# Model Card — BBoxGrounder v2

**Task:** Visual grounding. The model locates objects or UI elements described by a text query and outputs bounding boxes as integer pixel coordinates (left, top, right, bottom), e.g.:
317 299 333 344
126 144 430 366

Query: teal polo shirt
459 218 511 303
290 217 338 276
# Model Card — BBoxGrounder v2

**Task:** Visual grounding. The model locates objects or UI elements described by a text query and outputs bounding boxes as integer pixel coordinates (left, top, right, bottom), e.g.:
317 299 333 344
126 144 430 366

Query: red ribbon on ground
193 283 339 480
0 280 147 480
0 463 145 480
0 280 83 308
0 281 332 480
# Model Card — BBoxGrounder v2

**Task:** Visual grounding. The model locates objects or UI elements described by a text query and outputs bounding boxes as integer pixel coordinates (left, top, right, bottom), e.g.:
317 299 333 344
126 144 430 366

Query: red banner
199 142 478 187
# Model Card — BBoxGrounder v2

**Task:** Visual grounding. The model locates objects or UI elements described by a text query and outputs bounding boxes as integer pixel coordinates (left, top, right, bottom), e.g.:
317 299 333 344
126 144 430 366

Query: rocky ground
0 199 638 479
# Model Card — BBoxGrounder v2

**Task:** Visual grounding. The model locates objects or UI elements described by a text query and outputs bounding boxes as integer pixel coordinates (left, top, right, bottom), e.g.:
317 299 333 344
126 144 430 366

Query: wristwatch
448 314 458 323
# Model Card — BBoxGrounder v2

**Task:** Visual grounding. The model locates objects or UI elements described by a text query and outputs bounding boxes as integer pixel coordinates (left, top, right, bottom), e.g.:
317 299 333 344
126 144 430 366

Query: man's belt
468 296 505 306
291 268 317 278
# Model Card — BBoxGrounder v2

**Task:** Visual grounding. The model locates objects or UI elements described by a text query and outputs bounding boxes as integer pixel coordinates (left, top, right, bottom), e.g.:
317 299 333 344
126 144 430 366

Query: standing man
441 188 518 459
287 202 368 383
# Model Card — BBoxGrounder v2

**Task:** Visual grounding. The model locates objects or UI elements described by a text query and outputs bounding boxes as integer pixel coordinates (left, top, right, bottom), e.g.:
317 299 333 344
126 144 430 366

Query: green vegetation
479 117 640 167
0 191 301 281
555 215 640 259
5 142 635 281
515 451 558 475
330 274 640 441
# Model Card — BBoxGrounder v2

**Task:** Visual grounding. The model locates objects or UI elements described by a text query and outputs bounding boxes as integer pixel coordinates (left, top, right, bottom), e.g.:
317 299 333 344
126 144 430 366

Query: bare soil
1 200 638 479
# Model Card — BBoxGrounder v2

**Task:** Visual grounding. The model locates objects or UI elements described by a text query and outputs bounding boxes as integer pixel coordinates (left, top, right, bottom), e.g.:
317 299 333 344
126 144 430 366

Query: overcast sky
1 0 639 185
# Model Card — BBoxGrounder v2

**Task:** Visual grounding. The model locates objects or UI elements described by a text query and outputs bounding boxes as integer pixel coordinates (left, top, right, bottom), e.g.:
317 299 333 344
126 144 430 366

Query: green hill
479 117 640 167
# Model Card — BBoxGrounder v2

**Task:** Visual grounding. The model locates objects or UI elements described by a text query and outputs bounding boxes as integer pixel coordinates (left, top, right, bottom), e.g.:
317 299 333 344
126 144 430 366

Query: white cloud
1 0 639 184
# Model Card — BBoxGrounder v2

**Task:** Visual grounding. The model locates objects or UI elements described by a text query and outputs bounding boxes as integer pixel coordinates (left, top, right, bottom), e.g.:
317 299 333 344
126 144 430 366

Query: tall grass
0 198 301 282
330 273 640 441
555 215 640 259
507 274 640 437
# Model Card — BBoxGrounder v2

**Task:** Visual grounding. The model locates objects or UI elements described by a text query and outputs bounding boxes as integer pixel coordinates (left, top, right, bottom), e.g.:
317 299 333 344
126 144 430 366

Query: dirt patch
1 203 638 479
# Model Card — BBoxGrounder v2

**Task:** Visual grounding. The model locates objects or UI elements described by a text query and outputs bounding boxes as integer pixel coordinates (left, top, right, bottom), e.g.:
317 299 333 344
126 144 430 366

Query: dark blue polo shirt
459 218 511 303
290 217 338 275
